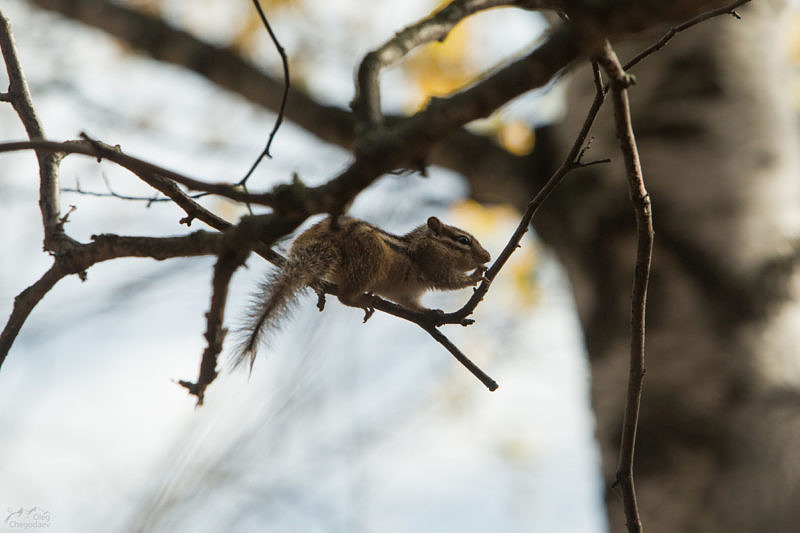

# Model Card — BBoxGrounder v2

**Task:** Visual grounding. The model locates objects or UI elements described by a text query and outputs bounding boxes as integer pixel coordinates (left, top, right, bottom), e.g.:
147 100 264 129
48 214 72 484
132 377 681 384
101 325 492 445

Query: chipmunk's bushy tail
233 244 334 372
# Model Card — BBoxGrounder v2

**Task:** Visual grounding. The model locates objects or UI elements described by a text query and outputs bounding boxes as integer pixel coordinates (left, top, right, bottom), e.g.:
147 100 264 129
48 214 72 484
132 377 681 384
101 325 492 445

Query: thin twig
351 294 498 389
597 40 654 533
239 0 290 185
424 325 498 390
63 175 170 205
438 61 608 326
623 0 751 71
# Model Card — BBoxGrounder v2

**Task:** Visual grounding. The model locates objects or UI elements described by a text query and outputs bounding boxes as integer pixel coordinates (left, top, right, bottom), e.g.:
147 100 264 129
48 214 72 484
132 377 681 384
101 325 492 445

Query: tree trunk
536 1 800 530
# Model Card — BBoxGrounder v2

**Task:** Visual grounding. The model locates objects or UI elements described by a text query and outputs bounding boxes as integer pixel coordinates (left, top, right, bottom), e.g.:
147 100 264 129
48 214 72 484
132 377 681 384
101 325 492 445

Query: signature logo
4 507 51 529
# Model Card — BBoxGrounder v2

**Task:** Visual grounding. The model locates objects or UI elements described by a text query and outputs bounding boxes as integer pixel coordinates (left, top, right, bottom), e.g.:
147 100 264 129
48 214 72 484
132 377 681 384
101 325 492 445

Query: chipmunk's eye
456 235 471 246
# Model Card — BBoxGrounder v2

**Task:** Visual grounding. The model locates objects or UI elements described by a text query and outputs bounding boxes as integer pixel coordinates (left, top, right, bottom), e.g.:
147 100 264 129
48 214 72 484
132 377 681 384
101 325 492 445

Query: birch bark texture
540 1 800 530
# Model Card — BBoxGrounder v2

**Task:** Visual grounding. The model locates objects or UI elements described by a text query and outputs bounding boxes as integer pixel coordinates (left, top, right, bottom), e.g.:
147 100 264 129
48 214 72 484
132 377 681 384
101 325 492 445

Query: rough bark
539 1 800 530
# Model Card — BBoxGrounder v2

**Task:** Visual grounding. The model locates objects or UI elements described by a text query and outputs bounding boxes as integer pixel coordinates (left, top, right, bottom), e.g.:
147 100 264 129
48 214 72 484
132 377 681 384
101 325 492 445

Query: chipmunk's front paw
315 290 327 311
361 292 378 323
469 265 488 284
362 306 375 323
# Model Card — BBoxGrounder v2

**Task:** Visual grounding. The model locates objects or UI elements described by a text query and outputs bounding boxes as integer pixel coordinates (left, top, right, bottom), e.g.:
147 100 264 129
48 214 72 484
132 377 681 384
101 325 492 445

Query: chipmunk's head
426 216 491 270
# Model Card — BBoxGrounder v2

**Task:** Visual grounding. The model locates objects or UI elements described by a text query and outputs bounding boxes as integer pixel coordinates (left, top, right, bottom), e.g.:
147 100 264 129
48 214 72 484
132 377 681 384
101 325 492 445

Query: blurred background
0 1 605 531
3 1 800 532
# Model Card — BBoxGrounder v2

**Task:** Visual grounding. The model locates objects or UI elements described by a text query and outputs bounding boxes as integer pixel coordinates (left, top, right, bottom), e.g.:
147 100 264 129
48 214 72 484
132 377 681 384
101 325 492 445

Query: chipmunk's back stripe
384 239 405 253
335 217 407 254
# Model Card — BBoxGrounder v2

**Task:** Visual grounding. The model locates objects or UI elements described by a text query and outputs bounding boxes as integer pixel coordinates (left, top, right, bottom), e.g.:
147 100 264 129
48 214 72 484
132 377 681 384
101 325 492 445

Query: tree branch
597 40 654 533
0 264 68 367
0 9 72 251
239 0 290 184
621 0 752 71
0 138 279 204
351 0 548 132
178 231 252 405
423 324 498 390
0 230 225 366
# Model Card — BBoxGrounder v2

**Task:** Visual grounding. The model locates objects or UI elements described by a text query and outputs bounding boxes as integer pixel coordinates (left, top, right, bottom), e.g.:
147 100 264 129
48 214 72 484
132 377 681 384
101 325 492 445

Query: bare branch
0 230 225 366
239 0 290 185
0 265 68 366
351 0 548 132
597 40 654 533
0 9 72 251
179 234 251 405
0 139 284 257
177 213 303 403
622 0 752 71
327 293 498 389
0 139 278 205
562 0 739 27
423 324 498 390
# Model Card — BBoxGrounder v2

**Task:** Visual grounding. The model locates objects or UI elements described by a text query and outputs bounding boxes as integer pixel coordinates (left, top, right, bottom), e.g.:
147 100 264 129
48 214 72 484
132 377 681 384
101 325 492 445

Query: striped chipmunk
235 215 491 369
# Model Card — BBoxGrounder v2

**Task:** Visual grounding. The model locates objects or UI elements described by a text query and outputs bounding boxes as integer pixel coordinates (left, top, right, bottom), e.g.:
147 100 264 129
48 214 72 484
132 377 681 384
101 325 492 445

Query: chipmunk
235 215 491 369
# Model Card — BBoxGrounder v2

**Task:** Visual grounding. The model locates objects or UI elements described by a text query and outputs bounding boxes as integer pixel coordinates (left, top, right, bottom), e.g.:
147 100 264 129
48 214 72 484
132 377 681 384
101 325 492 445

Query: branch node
58 204 77 226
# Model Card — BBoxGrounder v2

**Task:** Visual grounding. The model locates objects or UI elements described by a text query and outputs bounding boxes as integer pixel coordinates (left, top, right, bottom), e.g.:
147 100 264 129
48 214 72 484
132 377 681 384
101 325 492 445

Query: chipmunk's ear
427 216 443 235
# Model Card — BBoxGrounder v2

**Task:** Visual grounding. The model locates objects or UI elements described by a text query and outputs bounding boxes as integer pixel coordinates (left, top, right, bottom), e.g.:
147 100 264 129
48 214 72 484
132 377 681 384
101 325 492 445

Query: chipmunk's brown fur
235 216 490 369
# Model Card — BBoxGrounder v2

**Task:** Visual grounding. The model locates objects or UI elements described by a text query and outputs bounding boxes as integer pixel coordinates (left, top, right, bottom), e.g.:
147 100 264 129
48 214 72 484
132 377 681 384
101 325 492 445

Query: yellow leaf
497 120 536 156
403 6 477 111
